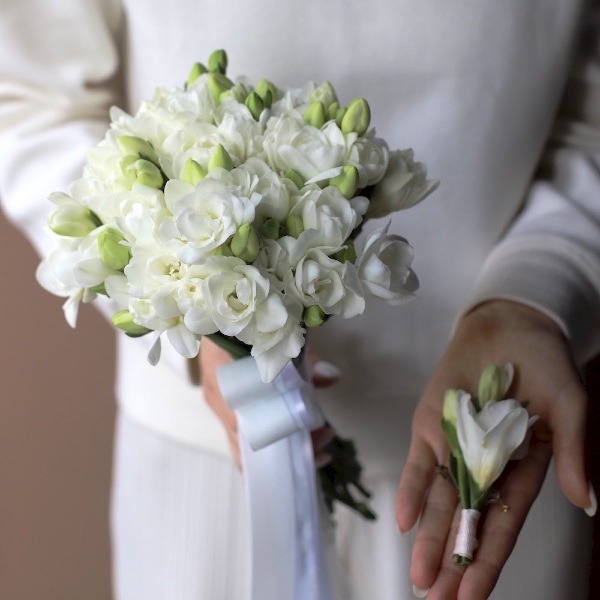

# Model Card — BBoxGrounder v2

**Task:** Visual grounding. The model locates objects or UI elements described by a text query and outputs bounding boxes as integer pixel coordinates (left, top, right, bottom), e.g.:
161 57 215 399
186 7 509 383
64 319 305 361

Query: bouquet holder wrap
218 355 333 600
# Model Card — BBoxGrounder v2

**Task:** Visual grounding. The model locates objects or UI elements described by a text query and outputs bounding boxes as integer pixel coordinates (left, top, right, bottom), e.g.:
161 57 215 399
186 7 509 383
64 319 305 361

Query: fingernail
396 522 409 536
585 481 597 517
413 584 429 598
312 360 342 380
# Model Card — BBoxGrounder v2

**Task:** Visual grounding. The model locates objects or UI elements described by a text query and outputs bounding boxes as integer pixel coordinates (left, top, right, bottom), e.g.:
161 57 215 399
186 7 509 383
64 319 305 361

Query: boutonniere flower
442 364 538 563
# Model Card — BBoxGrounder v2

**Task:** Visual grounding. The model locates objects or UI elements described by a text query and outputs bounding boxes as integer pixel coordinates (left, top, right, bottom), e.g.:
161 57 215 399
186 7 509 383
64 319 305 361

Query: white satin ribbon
218 356 333 600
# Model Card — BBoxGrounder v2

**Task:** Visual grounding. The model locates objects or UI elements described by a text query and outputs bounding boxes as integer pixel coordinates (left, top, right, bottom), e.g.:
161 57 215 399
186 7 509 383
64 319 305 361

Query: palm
397 300 590 599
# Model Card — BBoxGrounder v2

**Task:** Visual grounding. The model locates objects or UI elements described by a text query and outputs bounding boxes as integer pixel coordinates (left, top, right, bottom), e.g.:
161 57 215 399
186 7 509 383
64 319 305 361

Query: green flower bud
245 91 264 120
133 159 164 188
478 364 512 408
341 98 371 137
254 79 277 108
98 227 131 271
329 165 359 199
49 204 99 237
212 244 233 257
303 101 326 129
230 224 260 263
285 214 304 238
284 169 304 190
208 144 234 171
334 239 357 264
186 62 207 88
261 217 281 240
183 158 207 185
208 49 228 74
120 155 138 184
208 72 234 101
111 310 151 337
117 136 158 164
442 389 461 458
303 304 327 328
327 101 340 121
442 389 459 427
335 105 347 127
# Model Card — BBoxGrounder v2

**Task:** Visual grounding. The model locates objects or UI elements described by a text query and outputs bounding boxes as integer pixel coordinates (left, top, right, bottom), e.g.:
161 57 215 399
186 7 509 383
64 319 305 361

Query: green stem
457 454 471 509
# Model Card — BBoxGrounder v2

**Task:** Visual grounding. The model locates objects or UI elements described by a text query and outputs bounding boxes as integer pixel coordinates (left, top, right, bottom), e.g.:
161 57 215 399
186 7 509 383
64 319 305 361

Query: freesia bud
341 98 371 137
254 79 277 108
303 304 327 328
335 105 347 127
98 227 131 271
208 72 234 101
304 101 326 129
208 49 228 74
49 204 99 237
186 62 207 87
245 91 264 120
477 364 513 408
183 158 207 185
212 244 233 257
442 389 462 459
117 136 158 164
261 217 281 240
327 101 340 121
132 159 164 188
285 214 304 238
208 144 234 171
284 169 304 189
230 224 260 262
334 240 357 264
330 165 359 199
112 310 151 337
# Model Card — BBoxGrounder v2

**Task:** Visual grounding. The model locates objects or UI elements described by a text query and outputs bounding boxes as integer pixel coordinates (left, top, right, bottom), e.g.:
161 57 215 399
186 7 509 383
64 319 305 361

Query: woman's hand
198 337 340 469
396 300 595 599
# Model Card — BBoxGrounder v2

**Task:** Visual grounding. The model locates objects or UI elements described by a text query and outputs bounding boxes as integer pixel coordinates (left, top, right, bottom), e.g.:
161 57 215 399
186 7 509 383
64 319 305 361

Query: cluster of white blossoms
38 50 438 382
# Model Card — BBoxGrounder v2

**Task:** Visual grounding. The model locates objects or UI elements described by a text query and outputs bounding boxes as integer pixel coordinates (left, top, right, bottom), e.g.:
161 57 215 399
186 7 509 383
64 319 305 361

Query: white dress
1 1 599 598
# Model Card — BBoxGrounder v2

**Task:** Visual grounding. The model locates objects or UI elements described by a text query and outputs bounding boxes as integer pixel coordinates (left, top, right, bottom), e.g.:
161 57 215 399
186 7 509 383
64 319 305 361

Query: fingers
547 378 592 510
396 437 438 534
410 471 460 592
311 425 336 468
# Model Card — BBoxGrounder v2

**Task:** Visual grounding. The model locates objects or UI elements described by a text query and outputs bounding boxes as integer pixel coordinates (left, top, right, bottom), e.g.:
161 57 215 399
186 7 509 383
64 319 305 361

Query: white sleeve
0 0 124 257
465 6 600 366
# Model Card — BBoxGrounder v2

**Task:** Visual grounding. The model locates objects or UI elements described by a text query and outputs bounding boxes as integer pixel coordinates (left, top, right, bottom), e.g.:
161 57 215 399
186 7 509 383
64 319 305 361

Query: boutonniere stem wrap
442 364 538 563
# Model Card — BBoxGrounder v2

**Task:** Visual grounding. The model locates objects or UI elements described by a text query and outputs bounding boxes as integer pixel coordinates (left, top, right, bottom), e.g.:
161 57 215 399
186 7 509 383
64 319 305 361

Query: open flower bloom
456 393 530 492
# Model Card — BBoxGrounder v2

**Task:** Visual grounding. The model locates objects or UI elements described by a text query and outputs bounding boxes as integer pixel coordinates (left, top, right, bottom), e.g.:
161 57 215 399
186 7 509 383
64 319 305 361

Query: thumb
549 379 596 515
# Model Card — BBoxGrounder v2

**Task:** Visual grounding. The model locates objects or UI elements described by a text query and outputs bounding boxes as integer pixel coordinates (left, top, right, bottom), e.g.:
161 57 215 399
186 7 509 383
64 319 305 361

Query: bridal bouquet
37 50 437 516
441 364 538 563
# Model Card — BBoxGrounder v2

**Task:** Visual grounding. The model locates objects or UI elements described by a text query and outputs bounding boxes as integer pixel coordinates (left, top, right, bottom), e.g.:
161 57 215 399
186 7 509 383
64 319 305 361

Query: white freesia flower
200 256 281 338
367 149 439 219
357 223 419 304
290 186 359 247
283 236 365 318
264 119 348 183
238 294 306 382
347 135 389 188
456 393 530 492
167 178 257 263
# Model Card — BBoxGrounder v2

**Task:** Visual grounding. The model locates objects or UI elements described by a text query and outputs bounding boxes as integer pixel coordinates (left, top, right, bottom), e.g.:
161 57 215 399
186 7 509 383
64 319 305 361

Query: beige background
0 211 114 599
